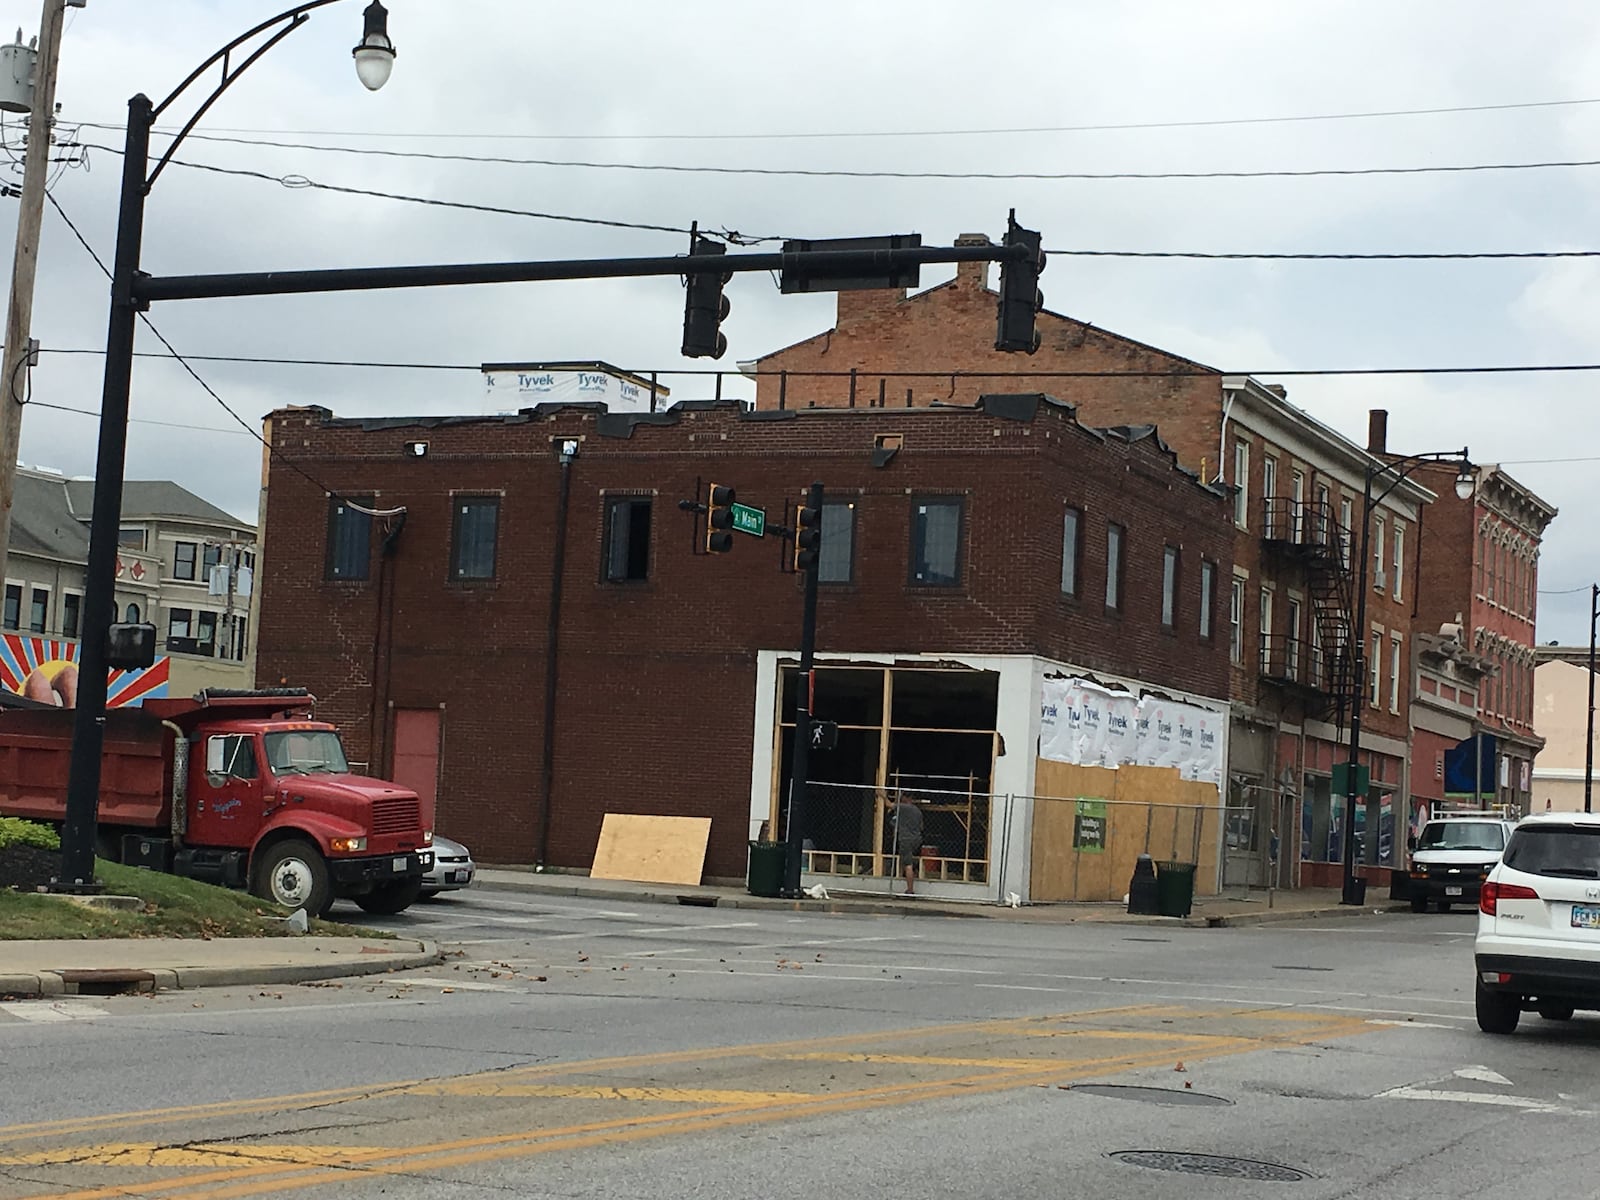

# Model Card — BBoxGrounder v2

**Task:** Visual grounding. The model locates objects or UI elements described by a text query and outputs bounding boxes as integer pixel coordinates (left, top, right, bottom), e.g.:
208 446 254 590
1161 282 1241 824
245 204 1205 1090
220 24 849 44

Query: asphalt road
3 887 1599 1199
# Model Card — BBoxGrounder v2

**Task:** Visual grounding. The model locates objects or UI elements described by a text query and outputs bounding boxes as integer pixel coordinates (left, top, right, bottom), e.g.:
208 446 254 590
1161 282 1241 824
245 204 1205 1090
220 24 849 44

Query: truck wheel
354 877 423 915
253 840 333 918
1410 896 1429 914
1475 978 1521 1034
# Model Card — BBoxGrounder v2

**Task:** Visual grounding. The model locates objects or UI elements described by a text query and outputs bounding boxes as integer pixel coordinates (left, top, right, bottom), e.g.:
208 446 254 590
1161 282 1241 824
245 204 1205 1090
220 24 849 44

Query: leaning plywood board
590 813 712 886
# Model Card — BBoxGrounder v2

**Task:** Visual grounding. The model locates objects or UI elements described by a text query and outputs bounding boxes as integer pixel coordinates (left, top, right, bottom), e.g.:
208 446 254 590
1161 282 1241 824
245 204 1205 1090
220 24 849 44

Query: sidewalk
0 936 441 1000
475 867 1410 929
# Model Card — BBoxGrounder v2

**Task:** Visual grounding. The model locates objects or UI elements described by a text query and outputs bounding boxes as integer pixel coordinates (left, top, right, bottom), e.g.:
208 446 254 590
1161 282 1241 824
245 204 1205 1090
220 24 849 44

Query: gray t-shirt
893 800 924 848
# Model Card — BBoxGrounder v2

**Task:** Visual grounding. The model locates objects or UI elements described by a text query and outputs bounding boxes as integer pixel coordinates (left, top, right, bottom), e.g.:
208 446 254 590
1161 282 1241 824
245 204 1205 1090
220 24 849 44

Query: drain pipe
537 440 578 867
162 720 188 846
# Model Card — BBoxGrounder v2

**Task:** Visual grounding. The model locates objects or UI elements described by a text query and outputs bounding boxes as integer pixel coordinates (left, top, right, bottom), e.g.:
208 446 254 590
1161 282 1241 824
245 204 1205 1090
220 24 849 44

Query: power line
106 132 1600 182
25 345 1600 379
75 93 1600 143
43 190 379 502
78 143 784 245
29 399 247 436
1539 585 1596 595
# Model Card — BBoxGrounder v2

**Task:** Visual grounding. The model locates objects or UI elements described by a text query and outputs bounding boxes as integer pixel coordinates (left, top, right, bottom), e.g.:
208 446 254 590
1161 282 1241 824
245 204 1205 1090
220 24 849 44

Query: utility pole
1586 584 1597 814
0 0 68 558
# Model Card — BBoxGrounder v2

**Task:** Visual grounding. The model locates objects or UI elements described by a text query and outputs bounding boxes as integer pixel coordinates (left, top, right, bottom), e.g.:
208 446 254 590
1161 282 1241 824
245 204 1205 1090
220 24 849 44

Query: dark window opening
326 496 373 581
451 496 500 581
605 497 652 582
910 498 963 587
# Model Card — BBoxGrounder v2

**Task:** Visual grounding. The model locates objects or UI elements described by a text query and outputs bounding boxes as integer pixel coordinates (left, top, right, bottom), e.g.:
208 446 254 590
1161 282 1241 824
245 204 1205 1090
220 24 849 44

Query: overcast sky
2 0 1597 639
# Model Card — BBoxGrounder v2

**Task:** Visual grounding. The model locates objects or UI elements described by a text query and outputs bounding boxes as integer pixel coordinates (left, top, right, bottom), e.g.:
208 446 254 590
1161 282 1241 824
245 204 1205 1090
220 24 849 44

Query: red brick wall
753 265 1227 475
255 400 1232 876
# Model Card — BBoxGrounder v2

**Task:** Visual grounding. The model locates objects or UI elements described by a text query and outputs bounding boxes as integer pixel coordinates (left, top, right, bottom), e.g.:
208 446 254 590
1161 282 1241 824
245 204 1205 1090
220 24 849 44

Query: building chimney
1367 409 1388 454
954 232 992 290
1264 383 1287 399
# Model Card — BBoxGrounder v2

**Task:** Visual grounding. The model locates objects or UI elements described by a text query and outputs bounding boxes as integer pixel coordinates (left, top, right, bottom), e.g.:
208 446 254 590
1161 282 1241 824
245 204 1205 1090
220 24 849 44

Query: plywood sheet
590 813 712 886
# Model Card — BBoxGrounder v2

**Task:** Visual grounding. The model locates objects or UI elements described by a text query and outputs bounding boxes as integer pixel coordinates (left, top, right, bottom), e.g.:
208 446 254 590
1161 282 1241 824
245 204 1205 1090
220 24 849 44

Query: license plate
392 856 407 873
451 870 470 884
1571 905 1600 930
1445 886 1462 896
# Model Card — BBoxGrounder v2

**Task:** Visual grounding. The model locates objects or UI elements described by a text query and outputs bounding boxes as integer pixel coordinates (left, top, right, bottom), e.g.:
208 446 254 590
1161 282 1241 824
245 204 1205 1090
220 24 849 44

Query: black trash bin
1156 861 1197 918
1127 853 1161 915
747 841 786 898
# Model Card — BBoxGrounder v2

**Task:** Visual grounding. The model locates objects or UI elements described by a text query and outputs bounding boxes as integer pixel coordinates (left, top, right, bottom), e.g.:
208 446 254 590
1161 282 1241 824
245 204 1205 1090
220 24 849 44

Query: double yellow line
5 1006 1371 1200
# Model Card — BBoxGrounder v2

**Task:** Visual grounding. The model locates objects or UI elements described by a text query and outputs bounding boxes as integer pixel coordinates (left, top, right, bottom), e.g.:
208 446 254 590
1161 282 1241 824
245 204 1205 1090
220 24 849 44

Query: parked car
1408 812 1517 913
421 835 476 898
1474 812 1600 1033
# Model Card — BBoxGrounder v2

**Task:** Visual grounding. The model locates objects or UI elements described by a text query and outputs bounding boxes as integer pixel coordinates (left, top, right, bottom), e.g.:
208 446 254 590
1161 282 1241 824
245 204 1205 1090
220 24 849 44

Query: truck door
186 733 265 849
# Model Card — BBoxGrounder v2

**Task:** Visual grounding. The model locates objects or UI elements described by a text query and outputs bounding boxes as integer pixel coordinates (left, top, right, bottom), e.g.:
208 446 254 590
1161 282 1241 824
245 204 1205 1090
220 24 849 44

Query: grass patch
0 859 389 940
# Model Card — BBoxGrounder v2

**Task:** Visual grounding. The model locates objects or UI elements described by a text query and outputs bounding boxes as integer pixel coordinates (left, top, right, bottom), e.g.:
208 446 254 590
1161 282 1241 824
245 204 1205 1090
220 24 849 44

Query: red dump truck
0 688 432 917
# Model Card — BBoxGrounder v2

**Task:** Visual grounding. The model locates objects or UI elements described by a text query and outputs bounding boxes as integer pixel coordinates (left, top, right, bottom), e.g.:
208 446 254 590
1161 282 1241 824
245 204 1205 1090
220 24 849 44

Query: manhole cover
1068 1084 1231 1107
1111 1151 1310 1182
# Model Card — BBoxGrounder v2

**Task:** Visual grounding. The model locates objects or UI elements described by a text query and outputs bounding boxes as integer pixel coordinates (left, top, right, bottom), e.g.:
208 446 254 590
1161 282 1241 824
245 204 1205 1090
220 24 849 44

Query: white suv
1474 812 1600 1034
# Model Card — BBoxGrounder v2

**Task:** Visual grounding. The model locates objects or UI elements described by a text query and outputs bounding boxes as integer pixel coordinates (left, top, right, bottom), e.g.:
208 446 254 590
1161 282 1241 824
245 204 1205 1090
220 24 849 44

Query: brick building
753 264 1433 887
254 395 1233 900
1393 424 1557 815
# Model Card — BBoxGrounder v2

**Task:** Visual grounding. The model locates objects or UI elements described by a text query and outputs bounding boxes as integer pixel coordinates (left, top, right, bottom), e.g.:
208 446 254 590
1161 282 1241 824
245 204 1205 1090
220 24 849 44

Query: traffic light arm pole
783 481 824 899
135 244 1030 304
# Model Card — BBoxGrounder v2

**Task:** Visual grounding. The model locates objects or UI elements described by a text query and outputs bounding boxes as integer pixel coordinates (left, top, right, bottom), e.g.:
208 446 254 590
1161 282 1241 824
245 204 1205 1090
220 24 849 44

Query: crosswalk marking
0 1001 109 1023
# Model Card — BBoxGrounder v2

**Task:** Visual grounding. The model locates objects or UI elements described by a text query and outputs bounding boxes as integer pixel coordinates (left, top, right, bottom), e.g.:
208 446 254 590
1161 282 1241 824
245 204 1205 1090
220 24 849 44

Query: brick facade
1405 453 1556 811
255 397 1232 878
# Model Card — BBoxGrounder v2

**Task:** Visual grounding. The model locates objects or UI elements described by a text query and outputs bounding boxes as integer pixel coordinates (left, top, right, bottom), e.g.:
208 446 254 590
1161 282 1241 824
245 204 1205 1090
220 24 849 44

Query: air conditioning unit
1373 570 1388 590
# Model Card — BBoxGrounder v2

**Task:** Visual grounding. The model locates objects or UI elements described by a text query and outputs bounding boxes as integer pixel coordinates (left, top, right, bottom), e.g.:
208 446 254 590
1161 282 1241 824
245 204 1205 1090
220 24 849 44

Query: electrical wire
28 399 246 436
23 345 1600 380
74 93 1600 143
104 131 1600 183
74 142 1600 262
44 189 401 514
1538 585 1596 595
78 141 783 244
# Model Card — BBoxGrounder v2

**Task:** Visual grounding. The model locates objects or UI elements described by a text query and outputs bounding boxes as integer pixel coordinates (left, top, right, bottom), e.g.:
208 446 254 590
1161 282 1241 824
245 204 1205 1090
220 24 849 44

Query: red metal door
390 708 442 829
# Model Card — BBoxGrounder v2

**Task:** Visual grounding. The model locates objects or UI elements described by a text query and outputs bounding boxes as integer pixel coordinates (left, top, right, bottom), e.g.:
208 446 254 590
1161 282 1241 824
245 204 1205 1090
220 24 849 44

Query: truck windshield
263 730 350 776
1417 822 1505 851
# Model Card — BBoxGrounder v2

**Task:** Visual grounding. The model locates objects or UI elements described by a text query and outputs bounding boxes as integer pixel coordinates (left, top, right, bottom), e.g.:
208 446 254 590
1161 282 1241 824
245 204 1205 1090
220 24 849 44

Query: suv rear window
1417 821 1505 851
1502 826 1600 879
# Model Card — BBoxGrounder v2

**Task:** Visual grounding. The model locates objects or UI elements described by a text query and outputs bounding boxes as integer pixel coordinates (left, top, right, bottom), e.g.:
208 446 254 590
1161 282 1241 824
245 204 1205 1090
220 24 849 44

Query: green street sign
730 502 766 537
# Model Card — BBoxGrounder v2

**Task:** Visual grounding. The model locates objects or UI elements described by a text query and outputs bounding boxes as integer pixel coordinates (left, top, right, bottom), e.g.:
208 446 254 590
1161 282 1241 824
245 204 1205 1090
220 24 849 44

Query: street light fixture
352 1 396 91
1340 448 1473 906
52 0 392 892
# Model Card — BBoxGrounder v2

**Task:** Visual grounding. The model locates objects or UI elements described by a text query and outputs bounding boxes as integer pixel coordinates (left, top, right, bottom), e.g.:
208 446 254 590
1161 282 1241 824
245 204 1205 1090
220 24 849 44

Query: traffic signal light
706 483 735 553
995 210 1045 353
682 236 731 359
793 498 822 572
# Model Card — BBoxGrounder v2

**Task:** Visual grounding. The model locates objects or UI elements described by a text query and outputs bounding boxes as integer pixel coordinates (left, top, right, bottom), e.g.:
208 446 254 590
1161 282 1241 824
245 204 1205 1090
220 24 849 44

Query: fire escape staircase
1260 497 1359 726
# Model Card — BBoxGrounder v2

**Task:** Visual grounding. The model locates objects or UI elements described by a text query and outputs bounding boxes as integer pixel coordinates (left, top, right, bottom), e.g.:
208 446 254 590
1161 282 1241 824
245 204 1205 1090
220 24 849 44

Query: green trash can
1156 861 1197 918
747 841 786 898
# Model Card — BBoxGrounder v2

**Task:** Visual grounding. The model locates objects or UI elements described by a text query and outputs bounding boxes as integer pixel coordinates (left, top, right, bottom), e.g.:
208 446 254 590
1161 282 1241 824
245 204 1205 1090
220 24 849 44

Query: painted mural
0 635 170 708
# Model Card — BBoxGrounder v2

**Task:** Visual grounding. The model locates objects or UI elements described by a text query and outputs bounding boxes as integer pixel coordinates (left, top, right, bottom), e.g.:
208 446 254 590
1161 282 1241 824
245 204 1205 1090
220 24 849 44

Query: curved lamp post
53 2 394 891
1340 449 1474 905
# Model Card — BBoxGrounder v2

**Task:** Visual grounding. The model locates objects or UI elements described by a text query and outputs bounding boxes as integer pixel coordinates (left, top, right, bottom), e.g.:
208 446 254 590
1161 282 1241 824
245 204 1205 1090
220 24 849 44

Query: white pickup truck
1407 811 1518 914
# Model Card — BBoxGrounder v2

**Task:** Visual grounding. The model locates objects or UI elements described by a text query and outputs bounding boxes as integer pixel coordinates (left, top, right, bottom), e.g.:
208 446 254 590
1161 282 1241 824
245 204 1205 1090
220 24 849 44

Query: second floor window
1161 546 1178 627
1200 560 1216 639
28 588 46 634
1233 441 1250 528
819 501 855 584
1372 519 1386 591
1229 578 1244 663
326 497 373 581
1393 523 1405 603
910 498 963 587
451 497 500 581
1105 523 1125 610
174 541 197 581
1 584 18 630
1061 506 1081 596
605 497 652 582
62 593 80 639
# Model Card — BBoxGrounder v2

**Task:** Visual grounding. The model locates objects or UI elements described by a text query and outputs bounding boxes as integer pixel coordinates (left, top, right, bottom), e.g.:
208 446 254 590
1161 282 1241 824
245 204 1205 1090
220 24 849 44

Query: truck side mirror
206 737 225 775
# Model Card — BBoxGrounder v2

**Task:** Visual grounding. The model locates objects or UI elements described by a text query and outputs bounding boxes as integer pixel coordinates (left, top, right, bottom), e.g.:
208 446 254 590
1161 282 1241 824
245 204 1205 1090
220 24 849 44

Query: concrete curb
476 875 1411 929
0 940 444 1000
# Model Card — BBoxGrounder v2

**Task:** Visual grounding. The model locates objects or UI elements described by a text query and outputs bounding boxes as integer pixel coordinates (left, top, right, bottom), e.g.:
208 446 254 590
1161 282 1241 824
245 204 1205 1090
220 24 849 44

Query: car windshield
1503 826 1600 878
1417 821 1505 851
263 730 350 776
